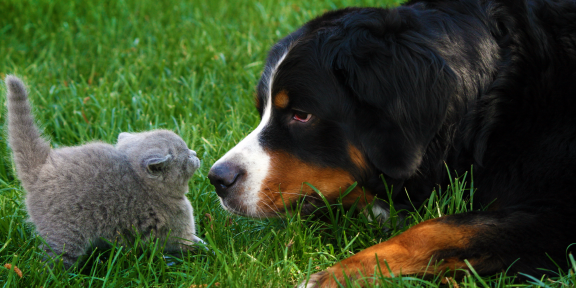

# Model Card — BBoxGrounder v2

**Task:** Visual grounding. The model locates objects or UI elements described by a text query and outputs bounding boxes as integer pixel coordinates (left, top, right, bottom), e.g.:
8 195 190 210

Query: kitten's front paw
191 234 206 245
194 237 210 252
175 235 209 253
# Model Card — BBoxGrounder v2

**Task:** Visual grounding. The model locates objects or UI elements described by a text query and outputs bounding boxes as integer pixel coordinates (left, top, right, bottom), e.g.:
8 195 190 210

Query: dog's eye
292 110 312 123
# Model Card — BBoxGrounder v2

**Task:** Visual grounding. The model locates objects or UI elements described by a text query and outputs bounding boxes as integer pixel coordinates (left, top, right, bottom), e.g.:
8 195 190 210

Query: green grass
0 0 574 287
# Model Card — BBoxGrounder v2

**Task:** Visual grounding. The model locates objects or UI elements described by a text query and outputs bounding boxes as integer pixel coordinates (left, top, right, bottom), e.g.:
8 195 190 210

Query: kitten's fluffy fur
5 75 204 268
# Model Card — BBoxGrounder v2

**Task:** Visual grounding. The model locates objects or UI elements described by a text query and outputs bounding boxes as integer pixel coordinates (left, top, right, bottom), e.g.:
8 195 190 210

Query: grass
0 0 574 286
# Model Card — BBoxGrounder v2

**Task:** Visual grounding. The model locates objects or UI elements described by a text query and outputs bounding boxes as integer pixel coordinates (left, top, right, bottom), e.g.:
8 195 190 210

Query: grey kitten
5 75 204 269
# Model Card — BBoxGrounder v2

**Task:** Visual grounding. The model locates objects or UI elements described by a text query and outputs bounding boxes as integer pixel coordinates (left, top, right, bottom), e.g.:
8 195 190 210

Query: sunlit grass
0 0 573 286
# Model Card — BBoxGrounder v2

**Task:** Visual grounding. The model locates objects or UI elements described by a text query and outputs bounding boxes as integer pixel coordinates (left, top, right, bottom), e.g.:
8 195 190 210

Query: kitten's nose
208 162 243 198
189 150 197 158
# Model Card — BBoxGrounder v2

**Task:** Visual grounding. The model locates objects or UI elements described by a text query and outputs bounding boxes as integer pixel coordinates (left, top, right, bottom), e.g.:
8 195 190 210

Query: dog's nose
208 162 243 198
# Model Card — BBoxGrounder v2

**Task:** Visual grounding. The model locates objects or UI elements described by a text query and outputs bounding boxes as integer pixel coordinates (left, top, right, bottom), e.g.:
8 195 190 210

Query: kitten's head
115 130 200 194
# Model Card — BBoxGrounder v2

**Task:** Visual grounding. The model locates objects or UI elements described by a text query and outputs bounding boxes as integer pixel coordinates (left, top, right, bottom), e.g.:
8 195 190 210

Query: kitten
5 75 204 269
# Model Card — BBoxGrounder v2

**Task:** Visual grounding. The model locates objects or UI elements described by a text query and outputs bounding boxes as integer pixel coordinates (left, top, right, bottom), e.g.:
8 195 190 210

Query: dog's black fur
254 0 576 277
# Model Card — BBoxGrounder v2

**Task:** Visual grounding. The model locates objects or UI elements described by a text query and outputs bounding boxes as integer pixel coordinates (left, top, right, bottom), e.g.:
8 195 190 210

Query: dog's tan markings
273 90 289 109
255 93 261 111
258 151 372 213
304 219 481 287
348 143 369 171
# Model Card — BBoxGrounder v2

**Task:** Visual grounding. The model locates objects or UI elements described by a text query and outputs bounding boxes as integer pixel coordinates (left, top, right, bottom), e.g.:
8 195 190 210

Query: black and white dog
209 0 576 286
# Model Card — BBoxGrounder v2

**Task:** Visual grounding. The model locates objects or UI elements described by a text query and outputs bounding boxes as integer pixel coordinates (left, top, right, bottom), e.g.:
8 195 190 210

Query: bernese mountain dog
208 0 576 286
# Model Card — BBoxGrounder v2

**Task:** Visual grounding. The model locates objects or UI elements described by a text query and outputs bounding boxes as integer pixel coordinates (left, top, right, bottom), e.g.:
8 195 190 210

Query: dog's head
208 7 460 217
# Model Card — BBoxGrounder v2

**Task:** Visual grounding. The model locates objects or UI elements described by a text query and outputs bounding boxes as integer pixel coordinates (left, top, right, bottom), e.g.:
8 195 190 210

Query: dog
208 0 576 286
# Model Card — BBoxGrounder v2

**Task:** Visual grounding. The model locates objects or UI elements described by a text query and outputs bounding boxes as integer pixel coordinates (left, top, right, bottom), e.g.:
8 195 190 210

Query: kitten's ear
144 154 173 175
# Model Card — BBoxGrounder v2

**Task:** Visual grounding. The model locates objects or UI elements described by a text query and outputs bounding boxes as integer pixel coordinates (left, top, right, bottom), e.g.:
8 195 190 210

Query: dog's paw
296 271 330 288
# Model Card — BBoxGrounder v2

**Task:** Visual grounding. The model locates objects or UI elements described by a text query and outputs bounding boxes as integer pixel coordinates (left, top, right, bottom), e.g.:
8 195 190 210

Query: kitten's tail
5 76 50 184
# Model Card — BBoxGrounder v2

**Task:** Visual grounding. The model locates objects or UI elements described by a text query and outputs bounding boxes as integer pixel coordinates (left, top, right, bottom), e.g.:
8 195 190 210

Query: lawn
0 0 574 287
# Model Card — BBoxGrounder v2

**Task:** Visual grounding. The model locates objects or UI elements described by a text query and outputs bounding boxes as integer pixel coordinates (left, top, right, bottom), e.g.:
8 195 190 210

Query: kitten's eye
292 110 312 123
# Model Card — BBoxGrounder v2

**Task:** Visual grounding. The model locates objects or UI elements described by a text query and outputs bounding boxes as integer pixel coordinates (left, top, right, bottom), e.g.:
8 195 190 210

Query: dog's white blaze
213 51 288 216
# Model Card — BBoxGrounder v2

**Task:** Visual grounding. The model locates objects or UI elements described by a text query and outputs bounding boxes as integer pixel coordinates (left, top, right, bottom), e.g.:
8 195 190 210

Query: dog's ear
332 8 457 179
